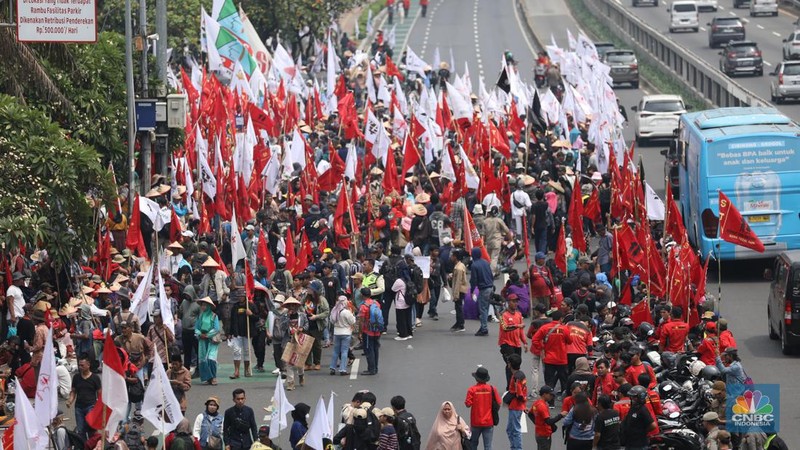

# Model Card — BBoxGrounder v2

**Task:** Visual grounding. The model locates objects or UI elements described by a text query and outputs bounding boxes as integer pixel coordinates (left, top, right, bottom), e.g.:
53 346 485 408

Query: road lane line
729 11 736 16
700 26 706 31
349 358 360 380
773 31 782 37
764 61 772 66
718 5 725 10
757 24 764 29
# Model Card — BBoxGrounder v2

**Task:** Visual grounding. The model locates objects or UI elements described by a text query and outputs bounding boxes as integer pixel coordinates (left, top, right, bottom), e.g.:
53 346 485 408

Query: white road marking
511 0 538 56
764 61 772 66
757 24 764 29
349 358 360 380
718 5 725 10
773 31 782 37
700 26 707 31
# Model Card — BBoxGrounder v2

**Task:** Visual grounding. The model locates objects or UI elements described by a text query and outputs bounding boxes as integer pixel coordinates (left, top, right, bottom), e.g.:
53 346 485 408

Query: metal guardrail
582 0 770 108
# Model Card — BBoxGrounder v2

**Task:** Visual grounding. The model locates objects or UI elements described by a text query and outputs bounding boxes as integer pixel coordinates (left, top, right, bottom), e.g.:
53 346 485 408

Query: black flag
496 67 510 94
528 90 546 134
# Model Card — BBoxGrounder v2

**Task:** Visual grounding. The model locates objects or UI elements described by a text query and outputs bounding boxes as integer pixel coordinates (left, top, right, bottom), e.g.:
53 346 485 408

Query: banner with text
17 0 97 43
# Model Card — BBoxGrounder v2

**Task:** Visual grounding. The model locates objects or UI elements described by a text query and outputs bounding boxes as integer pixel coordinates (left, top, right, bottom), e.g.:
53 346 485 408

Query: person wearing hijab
424 401 470 450
595 273 613 291
329 295 356 376
290 403 311 449
565 237 580 275
194 297 221 385
165 418 200 450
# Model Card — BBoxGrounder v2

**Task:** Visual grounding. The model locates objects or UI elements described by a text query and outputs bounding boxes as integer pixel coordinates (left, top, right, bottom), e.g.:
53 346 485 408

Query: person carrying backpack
391 396 421 450
358 288 383 375
333 403 381 450
269 258 293 295
166 419 200 450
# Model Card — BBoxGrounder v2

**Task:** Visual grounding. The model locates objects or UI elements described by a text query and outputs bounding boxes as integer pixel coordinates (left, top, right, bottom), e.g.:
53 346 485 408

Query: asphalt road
135 2 798 450
619 0 800 120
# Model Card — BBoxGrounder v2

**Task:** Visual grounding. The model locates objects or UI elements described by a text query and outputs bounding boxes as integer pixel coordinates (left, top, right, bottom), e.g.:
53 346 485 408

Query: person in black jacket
223 388 257 450
391 396 421 450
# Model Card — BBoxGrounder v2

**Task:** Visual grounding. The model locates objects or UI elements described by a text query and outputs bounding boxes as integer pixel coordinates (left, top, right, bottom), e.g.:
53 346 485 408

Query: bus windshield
708 140 800 177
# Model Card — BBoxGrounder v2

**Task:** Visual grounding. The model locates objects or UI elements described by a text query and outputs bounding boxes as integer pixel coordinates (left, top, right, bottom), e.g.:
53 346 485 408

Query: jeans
428 283 440 316
470 426 494 450
272 341 284 371
396 308 413 338
534 228 548 254
454 294 465 328
182 327 197 369
478 288 492 332
252 328 266 368
506 409 523 450
330 334 352 372
363 333 380 374
75 404 95 438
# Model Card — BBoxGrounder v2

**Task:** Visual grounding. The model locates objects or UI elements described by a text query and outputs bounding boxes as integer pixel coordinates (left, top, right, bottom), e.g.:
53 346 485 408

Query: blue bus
675 107 800 260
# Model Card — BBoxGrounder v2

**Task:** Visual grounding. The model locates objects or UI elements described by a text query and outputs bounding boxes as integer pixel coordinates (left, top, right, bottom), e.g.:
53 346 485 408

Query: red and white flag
718 191 765 253
86 334 129 434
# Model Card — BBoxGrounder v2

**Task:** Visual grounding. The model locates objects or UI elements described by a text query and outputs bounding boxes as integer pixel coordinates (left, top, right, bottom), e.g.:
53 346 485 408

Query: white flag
326 34 337 98
283 128 306 175
34 328 58 429
262 152 280 195
269 376 295 439
230 209 247 269
139 196 161 226
344 144 358 181
440 147 456 182
141 349 184 433
327 392 337 438
645 182 666 221
459 146 480 189
365 64 377 104
156 264 176 333
405 47 429 77
130 263 154 323
15 378 47 450
363 108 382 145
305 397 332 450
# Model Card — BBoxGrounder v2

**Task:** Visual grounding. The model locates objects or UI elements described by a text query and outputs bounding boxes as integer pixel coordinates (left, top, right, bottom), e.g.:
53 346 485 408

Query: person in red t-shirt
697 322 719 365
624 348 657 389
718 319 737 354
528 385 563 450
612 384 632 418
593 359 619 404
499 294 527 387
532 311 573 403
357 289 382 376
506 354 527 450
659 306 689 353
465 367 501 449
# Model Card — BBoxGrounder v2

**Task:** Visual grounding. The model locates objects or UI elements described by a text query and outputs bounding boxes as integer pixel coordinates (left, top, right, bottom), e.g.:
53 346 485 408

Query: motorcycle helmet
628 385 648 403
689 360 707 377
616 304 631 317
660 351 677 370
658 380 682 398
661 399 681 419
700 365 721 381
620 317 634 328
638 322 655 338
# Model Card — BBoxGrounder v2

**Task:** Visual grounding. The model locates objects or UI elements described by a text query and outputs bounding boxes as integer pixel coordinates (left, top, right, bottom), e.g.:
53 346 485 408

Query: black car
707 17 745 48
719 40 763 76
661 143 680 198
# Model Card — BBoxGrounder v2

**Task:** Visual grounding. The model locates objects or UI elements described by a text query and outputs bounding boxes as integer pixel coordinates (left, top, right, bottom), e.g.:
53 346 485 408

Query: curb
514 0 544 52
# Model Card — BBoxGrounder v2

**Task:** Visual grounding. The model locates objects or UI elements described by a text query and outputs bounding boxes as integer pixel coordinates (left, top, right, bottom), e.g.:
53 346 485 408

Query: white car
633 95 688 144
696 0 718 11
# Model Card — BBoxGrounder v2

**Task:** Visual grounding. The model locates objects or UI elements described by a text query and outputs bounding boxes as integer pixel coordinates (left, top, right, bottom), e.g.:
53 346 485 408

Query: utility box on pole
166 93 187 129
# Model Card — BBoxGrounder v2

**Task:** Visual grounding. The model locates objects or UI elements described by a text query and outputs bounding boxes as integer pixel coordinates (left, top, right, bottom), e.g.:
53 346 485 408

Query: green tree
0 94 114 266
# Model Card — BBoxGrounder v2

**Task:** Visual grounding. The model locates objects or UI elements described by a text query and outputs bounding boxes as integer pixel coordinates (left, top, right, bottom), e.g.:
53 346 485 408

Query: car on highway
766 250 800 355
660 143 680 198
632 94 687 144
769 61 800 103
781 31 800 60
632 0 658 6
595 42 615 59
708 16 746 48
718 40 763 76
733 0 751 8
668 1 700 33
696 0 718 11
604 50 640 88
749 0 778 16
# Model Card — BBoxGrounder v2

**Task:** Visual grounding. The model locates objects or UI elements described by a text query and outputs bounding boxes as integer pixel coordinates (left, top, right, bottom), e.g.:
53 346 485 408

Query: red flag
284 227 296 273
488 119 511 158
554 222 567 273
584 188 601 223
125 195 148 258
665 182 686 244
96 229 111 280
463 207 491 261
256 230 275 275
212 247 229 276
718 191 765 253
384 55 404 81
245 260 255 300
293 232 312 275
615 224 646 270
568 179 587 252
382 146 401 194
85 334 128 433
619 277 633 306
0 254 11 294
631 300 653 328
318 144 346 191
169 208 183 243
522 216 532 269
401 132 421 176
508 100 525 142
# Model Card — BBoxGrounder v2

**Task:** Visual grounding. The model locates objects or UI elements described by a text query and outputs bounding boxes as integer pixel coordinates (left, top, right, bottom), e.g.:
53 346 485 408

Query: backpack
122 423 145 450
170 433 195 450
272 269 289 293
380 259 400 287
368 300 384 332
62 427 87 450
395 411 421 450
353 407 382 443
405 265 423 298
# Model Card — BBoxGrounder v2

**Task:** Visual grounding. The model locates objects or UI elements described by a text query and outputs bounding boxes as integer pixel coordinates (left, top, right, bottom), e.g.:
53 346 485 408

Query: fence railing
583 0 770 108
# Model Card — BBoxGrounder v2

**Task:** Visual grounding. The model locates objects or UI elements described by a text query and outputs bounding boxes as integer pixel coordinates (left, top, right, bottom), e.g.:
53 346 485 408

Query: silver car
770 61 800 103
604 50 640 88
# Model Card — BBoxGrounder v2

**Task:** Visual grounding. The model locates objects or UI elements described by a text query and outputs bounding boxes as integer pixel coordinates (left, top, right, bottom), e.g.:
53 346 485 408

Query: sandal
229 374 240 379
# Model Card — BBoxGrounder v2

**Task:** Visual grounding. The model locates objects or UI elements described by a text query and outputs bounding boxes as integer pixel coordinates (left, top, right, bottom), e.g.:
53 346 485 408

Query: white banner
17 0 97 43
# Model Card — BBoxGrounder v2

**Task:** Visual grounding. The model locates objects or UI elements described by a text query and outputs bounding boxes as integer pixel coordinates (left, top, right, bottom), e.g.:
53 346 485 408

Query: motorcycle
534 62 548 88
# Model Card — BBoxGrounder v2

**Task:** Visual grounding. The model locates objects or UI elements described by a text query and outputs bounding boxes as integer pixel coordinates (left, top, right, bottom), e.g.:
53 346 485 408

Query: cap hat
702 411 719 422
539 385 554 395
710 380 726 395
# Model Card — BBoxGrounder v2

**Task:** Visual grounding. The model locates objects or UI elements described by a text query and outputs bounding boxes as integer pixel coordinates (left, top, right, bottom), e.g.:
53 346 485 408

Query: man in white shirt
6 272 26 325
510 178 532 236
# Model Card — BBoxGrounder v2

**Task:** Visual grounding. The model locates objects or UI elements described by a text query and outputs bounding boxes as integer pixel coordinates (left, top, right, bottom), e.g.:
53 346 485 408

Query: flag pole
716 190 729 313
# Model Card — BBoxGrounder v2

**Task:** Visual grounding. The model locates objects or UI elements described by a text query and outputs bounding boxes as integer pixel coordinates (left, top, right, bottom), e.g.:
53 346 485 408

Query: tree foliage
0 95 114 266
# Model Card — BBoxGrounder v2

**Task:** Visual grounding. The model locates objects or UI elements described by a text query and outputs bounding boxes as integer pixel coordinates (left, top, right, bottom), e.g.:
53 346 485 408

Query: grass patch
357 0 388 40
565 0 707 111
